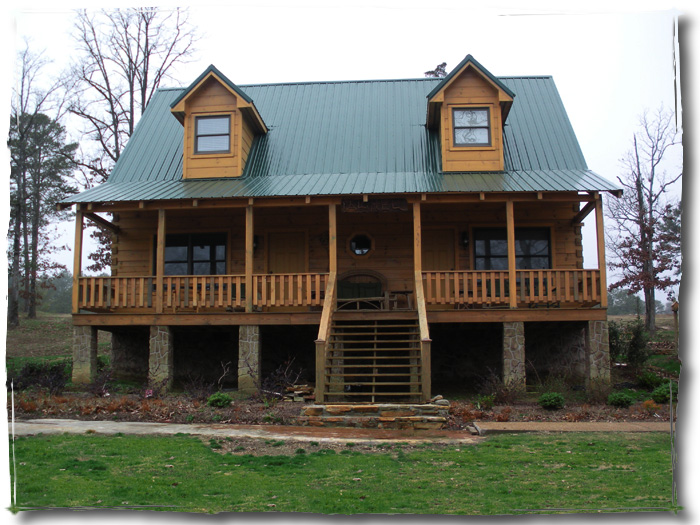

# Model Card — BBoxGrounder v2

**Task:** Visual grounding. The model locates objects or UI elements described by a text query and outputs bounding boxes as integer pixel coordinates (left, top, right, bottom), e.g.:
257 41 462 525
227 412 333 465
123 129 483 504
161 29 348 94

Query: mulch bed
9 391 673 430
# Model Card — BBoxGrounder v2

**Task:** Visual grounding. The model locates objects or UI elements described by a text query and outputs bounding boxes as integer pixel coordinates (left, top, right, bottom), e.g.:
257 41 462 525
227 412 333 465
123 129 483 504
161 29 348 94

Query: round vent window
349 234 373 257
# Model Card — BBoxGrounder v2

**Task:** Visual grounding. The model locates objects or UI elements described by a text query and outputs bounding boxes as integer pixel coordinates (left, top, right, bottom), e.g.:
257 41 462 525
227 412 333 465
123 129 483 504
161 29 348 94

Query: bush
608 320 624 363
637 371 664 391
207 391 233 408
626 320 650 369
651 381 678 404
9 360 70 395
538 392 565 410
474 394 495 411
607 392 634 408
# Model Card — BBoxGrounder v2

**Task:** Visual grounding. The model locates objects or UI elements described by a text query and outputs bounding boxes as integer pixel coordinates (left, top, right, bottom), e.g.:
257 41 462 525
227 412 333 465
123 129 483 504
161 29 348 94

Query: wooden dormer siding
170 66 266 180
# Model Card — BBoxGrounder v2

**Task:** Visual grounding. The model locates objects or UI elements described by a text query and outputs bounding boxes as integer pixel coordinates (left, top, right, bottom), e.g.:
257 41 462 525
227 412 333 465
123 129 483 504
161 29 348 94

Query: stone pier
502 321 526 390
238 325 261 395
585 320 611 387
148 326 174 388
72 326 98 384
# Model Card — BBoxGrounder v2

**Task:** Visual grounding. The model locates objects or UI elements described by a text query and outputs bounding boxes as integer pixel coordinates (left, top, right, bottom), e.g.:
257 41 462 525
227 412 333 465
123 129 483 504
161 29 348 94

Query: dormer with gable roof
170 65 267 179
427 55 515 172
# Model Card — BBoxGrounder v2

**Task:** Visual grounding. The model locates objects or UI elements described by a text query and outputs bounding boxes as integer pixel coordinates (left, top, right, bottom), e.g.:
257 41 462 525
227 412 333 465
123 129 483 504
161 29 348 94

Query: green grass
646 355 681 376
10 432 676 515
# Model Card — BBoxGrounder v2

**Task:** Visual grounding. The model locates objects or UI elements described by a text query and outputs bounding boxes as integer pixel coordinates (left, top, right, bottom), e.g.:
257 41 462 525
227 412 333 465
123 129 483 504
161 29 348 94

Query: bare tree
68 7 198 271
606 107 682 332
424 62 447 78
8 44 72 327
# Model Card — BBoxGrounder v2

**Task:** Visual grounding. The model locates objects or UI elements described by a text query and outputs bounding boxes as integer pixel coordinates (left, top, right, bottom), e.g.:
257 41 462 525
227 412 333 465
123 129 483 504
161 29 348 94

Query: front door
422 229 456 302
268 231 306 306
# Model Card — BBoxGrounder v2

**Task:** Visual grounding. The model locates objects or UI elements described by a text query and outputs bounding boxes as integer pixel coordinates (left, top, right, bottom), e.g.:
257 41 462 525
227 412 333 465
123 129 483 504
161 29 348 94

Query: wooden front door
268 231 307 306
422 229 456 302
268 231 306 274
422 229 455 271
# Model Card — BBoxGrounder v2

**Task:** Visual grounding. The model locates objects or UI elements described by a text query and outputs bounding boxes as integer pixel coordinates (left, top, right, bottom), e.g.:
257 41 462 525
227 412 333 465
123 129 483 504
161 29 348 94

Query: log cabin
62 55 621 404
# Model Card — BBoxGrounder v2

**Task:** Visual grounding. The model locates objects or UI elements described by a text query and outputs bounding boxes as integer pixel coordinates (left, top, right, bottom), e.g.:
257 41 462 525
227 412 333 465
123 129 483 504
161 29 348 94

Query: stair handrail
314 271 337 404
414 271 432 402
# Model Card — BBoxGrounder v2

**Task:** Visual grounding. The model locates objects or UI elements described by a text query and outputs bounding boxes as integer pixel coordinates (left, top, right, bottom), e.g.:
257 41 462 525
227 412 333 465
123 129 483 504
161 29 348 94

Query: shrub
651 381 678 404
637 371 664 391
9 360 70 395
474 394 495 411
607 392 634 408
538 392 565 410
626 320 650 369
608 320 624 363
207 391 233 408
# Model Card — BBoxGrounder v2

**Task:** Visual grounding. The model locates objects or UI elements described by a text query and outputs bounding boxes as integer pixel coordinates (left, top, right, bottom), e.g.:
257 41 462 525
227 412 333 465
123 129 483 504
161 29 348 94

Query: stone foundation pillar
148 326 174 388
502 321 526 390
238 325 261 394
111 328 149 383
585 320 611 387
72 326 98 384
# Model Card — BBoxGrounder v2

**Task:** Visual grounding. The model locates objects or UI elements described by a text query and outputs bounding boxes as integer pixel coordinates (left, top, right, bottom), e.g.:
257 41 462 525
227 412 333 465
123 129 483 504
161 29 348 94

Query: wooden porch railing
76 273 329 311
414 271 432 402
422 269 603 307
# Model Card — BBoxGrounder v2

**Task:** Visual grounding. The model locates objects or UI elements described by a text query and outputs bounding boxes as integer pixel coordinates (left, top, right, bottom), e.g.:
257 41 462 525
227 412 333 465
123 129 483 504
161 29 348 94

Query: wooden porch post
155 208 166 314
329 204 337 274
595 196 608 308
71 205 84 314
506 200 517 308
245 204 254 313
413 202 431 401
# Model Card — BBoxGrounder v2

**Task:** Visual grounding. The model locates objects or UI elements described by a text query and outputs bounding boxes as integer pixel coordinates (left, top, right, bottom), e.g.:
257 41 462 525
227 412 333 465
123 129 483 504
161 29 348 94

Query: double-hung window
194 115 231 154
156 233 227 276
453 107 491 147
474 228 551 270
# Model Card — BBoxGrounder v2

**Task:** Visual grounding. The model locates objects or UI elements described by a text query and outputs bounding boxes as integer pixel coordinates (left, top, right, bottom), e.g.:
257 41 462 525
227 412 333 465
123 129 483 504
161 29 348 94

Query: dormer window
453 107 491 147
195 115 231 154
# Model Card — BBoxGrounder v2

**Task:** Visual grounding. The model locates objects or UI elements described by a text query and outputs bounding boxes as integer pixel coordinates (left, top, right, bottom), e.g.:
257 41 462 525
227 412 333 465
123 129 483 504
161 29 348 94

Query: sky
1 0 698 521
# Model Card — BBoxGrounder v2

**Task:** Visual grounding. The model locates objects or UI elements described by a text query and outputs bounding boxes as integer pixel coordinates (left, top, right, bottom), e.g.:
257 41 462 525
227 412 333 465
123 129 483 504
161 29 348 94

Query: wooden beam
506 200 517 308
83 212 120 234
595 198 608 308
155 209 166 314
71 208 84 314
571 201 596 225
413 202 422 273
245 205 254 313
328 204 337 274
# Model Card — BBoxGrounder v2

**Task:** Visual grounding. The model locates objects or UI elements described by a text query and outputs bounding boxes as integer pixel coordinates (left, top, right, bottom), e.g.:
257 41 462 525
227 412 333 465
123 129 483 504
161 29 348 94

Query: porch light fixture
461 232 469 248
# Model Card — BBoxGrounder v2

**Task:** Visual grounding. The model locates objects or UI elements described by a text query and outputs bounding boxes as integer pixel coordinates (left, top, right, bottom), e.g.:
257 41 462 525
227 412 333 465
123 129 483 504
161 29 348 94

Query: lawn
10 432 676 515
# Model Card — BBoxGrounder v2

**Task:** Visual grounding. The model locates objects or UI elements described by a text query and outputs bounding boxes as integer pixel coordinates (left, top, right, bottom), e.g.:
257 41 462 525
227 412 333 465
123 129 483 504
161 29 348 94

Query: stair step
324 364 421 369
328 347 420 352
333 324 419 329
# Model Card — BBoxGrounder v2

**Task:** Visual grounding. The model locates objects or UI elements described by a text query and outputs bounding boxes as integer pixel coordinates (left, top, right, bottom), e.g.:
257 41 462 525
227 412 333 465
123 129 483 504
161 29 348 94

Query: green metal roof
67 71 620 204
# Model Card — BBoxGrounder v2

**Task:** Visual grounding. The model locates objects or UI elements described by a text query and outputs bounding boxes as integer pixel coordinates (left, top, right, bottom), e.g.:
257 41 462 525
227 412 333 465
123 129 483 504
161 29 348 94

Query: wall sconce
253 235 260 252
461 232 469 249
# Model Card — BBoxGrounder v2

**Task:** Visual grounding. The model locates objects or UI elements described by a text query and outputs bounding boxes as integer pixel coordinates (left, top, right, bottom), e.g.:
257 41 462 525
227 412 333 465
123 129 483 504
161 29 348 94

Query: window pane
196 117 229 135
488 239 508 256
454 109 488 127
455 127 489 145
197 135 229 153
216 262 226 274
192 245 210 260
193 261 210 275
215 245 226 260
165 246 187 261
165 262 187 275
516 239 549 257
489 257 509 271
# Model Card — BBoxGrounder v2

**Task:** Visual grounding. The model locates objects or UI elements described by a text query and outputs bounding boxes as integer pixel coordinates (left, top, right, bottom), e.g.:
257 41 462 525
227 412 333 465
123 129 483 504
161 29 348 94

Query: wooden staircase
322 316 424 403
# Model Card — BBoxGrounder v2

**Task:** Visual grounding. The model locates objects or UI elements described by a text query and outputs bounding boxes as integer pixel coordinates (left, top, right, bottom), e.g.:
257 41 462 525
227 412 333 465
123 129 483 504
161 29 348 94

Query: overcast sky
1 1 698 520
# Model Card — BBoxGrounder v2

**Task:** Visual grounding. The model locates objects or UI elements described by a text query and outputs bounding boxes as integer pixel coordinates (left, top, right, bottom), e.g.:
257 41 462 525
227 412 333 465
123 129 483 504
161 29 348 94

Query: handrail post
315 271 336 404
245 205 254 313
